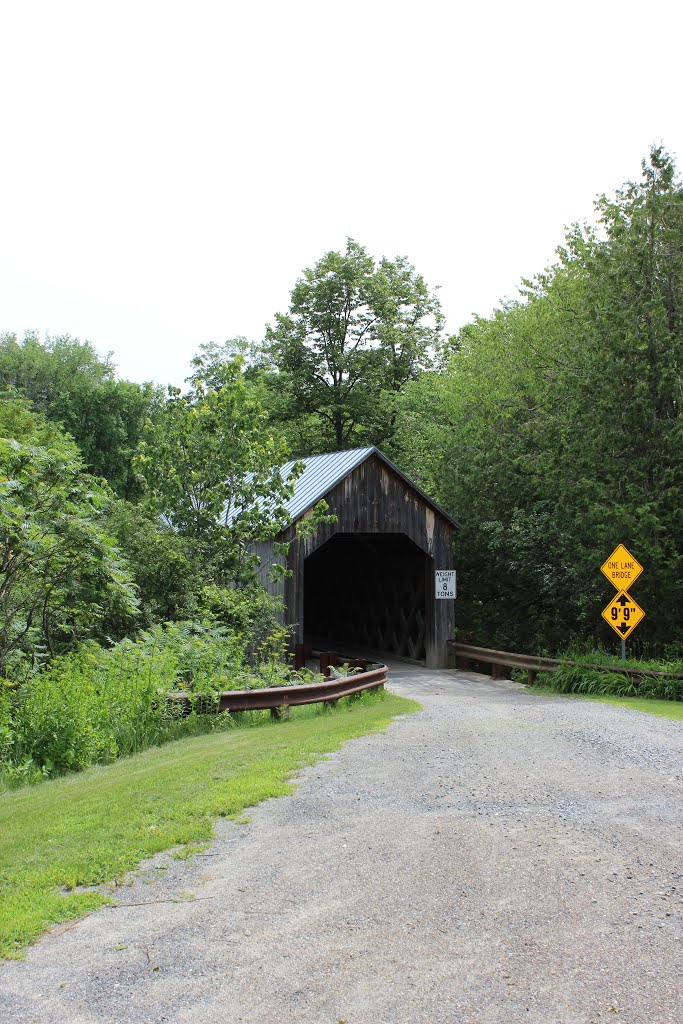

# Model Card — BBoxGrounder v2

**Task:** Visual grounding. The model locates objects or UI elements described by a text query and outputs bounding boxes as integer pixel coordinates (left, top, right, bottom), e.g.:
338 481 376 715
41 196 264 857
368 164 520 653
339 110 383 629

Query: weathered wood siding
249 540 286 619
264 453 456 668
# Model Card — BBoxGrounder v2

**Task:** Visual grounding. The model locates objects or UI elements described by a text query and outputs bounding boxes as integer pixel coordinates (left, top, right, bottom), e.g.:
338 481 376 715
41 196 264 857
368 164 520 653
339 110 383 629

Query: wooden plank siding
255 453 456 668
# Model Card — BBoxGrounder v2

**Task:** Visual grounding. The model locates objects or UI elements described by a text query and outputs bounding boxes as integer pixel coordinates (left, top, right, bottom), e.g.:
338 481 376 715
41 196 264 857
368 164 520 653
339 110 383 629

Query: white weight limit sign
435 570 456 599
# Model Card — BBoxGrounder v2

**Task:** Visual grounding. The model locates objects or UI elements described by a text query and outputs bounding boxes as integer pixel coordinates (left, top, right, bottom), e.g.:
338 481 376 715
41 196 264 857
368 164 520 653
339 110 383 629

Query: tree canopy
133 356 301 585
0 332 158 499
0 397 138 673
391 146 683 653
265 238 443 453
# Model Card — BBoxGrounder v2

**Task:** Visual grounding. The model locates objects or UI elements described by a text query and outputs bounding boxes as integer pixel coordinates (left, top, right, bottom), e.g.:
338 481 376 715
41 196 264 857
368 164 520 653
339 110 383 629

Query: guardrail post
527 669 536 686
270 704 290 720
319 651 339 677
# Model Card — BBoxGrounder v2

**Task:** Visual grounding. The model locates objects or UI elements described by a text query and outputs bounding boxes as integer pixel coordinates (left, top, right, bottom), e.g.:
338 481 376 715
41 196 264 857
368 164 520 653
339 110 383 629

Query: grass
521 658 683 706
530 684 683 721
0 692 419 959
583 695 683 720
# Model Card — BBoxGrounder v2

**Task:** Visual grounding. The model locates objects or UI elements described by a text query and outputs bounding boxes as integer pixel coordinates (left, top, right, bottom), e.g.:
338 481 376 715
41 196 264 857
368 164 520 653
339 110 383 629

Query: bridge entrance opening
303 532 428 661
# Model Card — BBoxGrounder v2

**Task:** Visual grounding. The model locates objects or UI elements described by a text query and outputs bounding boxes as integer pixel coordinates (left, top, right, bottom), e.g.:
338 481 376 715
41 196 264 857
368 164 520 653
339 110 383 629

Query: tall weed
0 619 313 784
535 660 683 701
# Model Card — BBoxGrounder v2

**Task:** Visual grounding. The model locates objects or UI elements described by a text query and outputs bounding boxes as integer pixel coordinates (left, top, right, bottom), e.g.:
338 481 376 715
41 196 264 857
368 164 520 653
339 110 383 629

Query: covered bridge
254 447 460 669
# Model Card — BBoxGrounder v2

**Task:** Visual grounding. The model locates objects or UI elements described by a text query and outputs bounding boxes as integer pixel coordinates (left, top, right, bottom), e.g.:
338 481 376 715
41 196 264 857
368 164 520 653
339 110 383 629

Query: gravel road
2 665 683 1024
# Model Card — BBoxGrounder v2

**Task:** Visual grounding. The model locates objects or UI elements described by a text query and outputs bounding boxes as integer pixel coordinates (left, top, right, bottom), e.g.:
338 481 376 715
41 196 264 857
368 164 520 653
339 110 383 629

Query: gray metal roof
277 446 461 530
226 446 461 531
277 447 375 521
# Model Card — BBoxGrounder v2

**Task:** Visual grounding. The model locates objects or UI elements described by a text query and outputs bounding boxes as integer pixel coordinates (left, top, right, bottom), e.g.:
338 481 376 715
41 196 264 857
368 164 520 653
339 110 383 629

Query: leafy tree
0 332 158 499
393 147 683 655
266 238 443 453
134 356 302 585
106 501 200 626
0 396 138 674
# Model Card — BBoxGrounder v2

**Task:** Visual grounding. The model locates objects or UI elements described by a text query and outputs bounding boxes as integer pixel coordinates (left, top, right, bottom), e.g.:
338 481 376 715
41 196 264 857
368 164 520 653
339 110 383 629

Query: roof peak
278 446 460 530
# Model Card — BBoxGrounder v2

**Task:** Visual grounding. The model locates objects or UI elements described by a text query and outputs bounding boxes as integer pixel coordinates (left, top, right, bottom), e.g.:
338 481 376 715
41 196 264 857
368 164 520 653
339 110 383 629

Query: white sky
2 0 682 387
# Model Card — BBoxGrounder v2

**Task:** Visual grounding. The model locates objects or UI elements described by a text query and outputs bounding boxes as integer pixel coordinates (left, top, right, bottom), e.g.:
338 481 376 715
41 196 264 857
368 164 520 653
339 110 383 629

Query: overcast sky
2 0 682 387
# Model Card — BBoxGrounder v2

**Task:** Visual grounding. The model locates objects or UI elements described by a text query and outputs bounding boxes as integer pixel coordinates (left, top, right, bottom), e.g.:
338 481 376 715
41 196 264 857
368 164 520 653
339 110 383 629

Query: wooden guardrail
169 662 389 718
449 642 683 686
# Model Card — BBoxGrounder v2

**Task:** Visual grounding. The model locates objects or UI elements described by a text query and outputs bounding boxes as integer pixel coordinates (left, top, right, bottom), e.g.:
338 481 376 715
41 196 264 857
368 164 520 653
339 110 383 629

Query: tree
0 332 159 499
0 396 138 674
106 500 201 626
392 146 683 654
133 357 302 585
266 238 443 453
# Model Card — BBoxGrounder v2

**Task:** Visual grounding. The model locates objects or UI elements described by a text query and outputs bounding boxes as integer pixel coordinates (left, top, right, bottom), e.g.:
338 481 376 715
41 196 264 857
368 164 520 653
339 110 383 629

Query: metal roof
277 447 375 521
277 446 461 530
226 446 461 531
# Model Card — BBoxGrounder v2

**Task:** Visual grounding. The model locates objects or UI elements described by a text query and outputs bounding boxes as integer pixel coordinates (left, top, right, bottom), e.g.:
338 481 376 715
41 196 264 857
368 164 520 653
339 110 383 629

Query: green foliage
4 643 178 776
106 500 200 625
393 146 683 654
0 644 166 779
0 609 326 783
197 583 285 656
535 660 683 701
266 238 443 453
134 356 302 584
0 396 139 673
0 625 238 779
0 332 158 499
0 374 324 779
106 502 294 638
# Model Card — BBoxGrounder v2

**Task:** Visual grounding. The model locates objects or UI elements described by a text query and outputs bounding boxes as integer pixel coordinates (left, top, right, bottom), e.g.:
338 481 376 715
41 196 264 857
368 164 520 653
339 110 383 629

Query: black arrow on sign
618 623 629 635
617 594 631 606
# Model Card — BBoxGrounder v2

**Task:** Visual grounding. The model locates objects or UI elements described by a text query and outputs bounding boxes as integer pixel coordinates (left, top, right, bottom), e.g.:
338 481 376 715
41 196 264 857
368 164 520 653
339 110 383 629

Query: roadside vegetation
533 655 683 702
0 622 327 784
518 651 683 717
0 356 329 785
0 690 419 958
1 143 682 794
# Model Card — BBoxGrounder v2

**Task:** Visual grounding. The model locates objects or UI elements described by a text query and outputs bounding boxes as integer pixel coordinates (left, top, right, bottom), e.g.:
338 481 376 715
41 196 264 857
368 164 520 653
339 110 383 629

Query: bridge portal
304 532 429 661
254 447 460 668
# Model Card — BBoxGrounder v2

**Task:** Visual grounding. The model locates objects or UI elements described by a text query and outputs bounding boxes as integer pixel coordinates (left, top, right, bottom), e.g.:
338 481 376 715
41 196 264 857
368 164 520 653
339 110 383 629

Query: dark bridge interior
303 532 427 661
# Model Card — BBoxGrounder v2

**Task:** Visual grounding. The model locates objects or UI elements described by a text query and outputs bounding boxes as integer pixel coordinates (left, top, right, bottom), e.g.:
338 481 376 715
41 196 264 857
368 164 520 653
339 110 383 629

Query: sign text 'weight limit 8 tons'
435 570 456 600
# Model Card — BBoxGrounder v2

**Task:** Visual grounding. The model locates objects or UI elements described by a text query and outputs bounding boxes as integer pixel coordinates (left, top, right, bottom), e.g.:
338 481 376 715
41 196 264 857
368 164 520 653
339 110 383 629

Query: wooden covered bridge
253 447 460 669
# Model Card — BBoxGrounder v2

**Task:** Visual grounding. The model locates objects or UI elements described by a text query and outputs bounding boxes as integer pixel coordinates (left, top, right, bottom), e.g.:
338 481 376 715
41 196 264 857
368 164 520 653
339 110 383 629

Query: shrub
0 617 324 784
7 643 179 774
535 659 683 701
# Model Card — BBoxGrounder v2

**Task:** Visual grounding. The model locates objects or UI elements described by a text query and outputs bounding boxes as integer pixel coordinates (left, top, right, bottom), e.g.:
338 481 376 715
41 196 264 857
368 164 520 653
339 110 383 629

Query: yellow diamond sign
600 544 643 590
601 590 645 639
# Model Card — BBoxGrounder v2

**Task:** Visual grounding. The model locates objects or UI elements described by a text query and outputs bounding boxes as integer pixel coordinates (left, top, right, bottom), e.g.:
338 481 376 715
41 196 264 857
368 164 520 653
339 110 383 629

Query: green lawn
531 686 683 721
578 694 683 720
0 693 419 958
